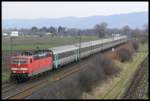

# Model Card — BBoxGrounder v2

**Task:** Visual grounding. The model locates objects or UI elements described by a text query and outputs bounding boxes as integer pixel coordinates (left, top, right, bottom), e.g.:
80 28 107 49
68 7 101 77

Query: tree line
3 22 148 38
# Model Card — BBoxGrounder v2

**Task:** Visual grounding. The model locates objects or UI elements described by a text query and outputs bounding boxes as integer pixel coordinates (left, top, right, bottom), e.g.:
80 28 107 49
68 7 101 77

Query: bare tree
121 25 132 37
131 28 142 38
94 22 108 38
31 26 38 32
48 26 56 33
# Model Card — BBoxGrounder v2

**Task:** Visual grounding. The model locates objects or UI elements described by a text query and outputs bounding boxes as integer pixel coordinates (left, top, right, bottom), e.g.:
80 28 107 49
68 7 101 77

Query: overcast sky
2 2 148 20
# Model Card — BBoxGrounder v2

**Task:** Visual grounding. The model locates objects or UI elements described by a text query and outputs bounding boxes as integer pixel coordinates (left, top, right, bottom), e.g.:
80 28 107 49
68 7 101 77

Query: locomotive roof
11 55 33 59
20 49 52 56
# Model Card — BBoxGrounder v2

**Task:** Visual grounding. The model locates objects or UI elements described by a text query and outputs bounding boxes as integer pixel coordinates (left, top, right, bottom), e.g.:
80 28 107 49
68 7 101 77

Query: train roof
49 35 127 54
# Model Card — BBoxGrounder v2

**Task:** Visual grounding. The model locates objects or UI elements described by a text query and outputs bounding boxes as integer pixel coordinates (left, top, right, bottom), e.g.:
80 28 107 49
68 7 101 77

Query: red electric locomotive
10 50 53 81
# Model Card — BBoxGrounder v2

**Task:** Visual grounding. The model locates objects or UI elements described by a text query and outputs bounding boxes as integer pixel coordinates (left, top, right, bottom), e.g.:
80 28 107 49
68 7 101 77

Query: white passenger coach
49 35 128 68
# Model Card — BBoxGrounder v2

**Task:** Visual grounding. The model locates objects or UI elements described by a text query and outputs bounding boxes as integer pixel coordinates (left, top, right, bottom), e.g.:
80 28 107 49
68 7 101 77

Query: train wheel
17 74 29 83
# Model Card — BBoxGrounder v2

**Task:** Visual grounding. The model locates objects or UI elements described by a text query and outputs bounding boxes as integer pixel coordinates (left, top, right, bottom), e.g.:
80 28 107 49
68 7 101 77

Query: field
2 36 99 82
2 36 99 51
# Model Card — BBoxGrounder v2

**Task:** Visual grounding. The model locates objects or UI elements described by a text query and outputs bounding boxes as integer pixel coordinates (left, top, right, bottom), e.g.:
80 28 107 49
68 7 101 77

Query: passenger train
10 35 128 81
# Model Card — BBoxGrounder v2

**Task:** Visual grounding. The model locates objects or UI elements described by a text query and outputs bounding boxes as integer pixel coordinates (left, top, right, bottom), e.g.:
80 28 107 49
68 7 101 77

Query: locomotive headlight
13 71 16 73
11 68 18 70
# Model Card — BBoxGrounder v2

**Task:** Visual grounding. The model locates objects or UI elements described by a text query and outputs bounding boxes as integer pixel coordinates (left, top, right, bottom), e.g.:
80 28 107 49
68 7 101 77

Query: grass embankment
98 43 148 99
2 71 11 82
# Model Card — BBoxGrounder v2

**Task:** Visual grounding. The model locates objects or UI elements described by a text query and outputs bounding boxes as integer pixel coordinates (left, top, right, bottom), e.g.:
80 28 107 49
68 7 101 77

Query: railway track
122 56 148 99
2 82 15 89
2 84 17 94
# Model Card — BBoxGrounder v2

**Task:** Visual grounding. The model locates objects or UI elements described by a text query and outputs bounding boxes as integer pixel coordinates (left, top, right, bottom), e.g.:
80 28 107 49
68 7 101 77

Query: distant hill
2 12 148 29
